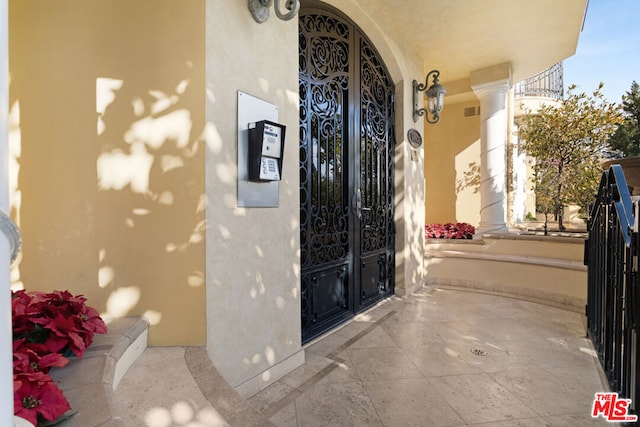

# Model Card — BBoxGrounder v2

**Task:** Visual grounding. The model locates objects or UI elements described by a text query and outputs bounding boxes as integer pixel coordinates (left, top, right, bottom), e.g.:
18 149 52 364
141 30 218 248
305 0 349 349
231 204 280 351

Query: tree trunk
556 163 565 231
544 212 549 236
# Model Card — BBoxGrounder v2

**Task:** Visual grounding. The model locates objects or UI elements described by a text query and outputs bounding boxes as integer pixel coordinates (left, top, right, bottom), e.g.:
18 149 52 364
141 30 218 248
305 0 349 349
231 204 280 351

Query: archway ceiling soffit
345 0 588 86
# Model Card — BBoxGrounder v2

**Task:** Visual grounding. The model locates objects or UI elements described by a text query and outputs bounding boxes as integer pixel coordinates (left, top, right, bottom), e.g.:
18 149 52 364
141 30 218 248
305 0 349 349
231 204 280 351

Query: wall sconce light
249 0 300 23
413 70 447 123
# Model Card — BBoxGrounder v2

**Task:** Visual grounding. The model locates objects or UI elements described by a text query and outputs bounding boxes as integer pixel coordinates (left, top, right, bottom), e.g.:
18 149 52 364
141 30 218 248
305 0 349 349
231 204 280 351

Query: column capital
471 78 511 100
470 62 511 85
470 62 512 99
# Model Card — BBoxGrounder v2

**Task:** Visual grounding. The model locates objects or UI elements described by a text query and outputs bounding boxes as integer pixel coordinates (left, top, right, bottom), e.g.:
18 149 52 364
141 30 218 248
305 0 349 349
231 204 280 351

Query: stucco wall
425 236 587 310
205 0 427 392
424 100 481 226
205 1 303 391
9 0 206 345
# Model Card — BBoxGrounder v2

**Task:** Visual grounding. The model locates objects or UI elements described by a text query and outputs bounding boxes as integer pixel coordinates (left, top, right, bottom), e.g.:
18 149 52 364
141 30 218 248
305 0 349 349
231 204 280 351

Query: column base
474 223 512 237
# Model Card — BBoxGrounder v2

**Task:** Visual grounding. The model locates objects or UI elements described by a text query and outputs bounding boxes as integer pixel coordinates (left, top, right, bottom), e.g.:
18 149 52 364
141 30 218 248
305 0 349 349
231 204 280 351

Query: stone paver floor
115 287 614 426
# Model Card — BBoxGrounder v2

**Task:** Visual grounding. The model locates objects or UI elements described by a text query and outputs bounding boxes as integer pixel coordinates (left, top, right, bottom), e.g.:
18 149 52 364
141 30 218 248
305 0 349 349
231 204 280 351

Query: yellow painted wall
9 0 206 345
424 100 481 226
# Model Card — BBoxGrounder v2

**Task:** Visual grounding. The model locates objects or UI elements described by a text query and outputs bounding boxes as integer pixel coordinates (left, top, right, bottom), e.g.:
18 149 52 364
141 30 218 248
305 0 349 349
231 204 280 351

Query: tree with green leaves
608 81 640 157
531 158 557 233
518 83 623 231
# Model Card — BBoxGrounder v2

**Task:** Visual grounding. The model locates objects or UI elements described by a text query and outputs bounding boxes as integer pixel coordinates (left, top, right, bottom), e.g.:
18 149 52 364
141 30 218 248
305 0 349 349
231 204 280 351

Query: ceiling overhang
351 0 588 102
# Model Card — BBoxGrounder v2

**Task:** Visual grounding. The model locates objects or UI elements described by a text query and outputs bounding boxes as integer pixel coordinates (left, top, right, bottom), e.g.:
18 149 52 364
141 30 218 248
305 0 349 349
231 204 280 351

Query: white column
0 0 12 425
513 130 527 223
511 120 529 224
472 78 511 235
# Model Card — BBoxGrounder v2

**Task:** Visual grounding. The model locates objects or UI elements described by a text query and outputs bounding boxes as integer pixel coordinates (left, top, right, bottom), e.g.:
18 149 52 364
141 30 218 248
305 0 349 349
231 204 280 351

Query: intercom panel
237 91 281 207
248 120 286 182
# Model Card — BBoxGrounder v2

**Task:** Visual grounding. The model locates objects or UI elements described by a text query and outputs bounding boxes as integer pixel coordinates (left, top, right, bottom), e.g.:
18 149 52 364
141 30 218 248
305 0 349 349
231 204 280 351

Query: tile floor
115 287 616 426
115 346 226 426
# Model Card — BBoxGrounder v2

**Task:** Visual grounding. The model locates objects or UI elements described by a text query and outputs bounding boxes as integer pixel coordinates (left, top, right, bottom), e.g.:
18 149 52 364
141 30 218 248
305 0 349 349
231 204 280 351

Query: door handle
352 188 362 219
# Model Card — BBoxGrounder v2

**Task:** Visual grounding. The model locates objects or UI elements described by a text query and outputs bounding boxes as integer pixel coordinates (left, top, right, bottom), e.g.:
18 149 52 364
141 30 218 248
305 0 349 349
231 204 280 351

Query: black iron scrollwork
300 14 350 269
360 38 394 255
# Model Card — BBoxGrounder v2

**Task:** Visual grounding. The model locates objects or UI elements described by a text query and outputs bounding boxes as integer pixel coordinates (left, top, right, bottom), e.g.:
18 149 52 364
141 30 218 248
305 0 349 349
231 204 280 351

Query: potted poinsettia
425 222 475 239
12 290 107 426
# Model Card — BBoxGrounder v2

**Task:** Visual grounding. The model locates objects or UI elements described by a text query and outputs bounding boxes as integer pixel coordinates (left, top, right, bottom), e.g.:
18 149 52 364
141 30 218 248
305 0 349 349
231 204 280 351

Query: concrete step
50 316 148 426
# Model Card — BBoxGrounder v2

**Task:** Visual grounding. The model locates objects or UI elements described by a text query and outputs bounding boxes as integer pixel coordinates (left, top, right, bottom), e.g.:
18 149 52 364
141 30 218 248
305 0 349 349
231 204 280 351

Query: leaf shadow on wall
11 1 206 346
456 161 481 195
94 70 206 345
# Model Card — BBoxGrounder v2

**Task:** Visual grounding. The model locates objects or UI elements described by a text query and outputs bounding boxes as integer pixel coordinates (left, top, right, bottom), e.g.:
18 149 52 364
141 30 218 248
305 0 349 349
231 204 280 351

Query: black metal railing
514 62 564 100
585 164 640 414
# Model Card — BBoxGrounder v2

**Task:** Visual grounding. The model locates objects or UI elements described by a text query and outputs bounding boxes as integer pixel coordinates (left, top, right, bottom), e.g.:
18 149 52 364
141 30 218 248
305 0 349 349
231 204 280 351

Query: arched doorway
299 1 396 343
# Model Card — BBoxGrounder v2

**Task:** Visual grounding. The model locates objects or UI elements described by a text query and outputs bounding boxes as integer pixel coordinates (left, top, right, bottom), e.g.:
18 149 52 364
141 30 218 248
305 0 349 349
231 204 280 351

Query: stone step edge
52 316 149 427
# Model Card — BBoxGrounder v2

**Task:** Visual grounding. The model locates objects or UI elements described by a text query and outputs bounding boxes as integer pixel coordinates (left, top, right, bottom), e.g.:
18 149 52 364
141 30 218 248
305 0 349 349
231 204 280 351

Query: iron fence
585 164 640 415
514 62 564 100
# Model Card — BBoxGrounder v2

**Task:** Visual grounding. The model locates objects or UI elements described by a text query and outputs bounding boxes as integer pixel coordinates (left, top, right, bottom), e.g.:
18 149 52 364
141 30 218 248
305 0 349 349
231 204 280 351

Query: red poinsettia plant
12 290 107 426
425 222 475 239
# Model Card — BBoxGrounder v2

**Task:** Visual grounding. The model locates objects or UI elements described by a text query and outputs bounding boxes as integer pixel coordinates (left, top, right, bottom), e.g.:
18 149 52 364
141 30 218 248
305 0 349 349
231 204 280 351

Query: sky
563 0 640 103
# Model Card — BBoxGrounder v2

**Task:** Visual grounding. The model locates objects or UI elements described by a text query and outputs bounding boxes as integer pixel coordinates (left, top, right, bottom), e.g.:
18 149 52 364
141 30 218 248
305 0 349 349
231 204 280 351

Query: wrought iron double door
299 3 395 343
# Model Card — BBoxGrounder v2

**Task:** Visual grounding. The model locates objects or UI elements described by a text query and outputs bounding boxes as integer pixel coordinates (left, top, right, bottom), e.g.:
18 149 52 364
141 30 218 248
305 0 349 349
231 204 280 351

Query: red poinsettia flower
31 290 89 319
11 293 28 319
425 222 475 239
79 304 108 335
41 313 86 357
23 290 108 357
12 288 107 423
13 339 51 358
13 367 51 385
14 339 69 374
14 375 71 425
12 291 40 336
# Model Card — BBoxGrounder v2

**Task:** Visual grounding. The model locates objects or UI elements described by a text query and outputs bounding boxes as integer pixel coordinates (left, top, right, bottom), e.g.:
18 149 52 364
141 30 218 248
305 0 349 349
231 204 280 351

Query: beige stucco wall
425 236 587 309
9 0 206 345
205 0 427 392
424 100 481 226
205 1 303 392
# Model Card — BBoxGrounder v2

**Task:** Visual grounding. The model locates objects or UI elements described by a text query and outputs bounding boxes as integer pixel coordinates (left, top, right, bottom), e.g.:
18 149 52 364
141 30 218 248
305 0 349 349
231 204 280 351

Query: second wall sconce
413 70 447 124
249 0 300 23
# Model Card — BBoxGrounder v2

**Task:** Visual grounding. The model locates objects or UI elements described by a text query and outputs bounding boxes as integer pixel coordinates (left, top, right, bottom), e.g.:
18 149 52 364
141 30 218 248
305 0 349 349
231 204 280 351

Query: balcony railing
514 62 564 100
